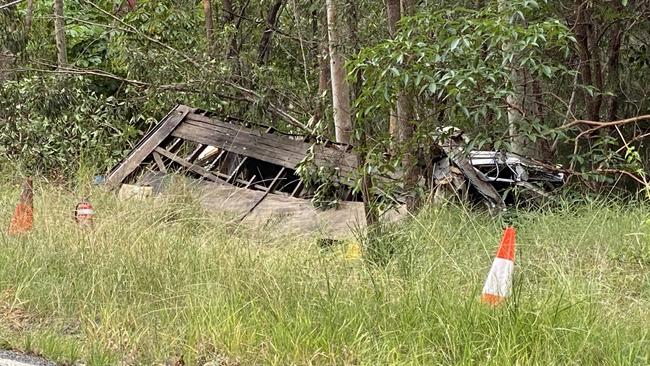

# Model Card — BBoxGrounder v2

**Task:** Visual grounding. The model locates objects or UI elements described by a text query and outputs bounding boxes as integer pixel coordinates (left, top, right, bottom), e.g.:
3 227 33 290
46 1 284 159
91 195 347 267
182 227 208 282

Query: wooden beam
239 167 286 221
152 152 167 173
186 144 207 163
154 147 261 188
205 150 225 171
245 175 257 189
291 181 304 197
106 105 191 187
167 137 184 153
154 147 226 184
266 167 286 194
453 157 506 209
226 157 248 184
171 117 357 177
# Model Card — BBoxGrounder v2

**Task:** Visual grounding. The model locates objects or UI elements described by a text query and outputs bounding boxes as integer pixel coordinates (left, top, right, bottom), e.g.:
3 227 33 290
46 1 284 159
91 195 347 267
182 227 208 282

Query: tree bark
574 2 601 121
24 0 33 34
396 0 419 212
222 0 234 23
387 0 400 37
387 0 401 141
325 0 352 144
203 0 214 55
53 0 67 67
605 14 624 121
258 0 284 65
310 7 329 129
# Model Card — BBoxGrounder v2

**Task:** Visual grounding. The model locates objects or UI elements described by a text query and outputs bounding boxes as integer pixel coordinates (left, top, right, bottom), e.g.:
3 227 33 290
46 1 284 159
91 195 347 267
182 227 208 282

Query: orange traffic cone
74 198 95 228
8 178 34 235
481 226 516 305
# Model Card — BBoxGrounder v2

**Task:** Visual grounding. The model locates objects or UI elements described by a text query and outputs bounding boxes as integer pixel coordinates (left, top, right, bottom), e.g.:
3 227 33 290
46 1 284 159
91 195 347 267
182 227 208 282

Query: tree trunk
387 0 401 141
24 0 34 34
226 0 251 76
499 1 552 160
310 7 329 129
574 2 601 121
222 0 234 23
325 0 352 144
396 0 419 212
258 0 284 65
605 13 624 121
203 0 214 56
387 0 400 37
53 0 67 67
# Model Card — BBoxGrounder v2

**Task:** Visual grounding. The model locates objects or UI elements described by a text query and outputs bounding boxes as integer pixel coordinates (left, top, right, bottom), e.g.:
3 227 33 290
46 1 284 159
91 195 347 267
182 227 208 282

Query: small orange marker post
8 178 34 236
480 227 516 306
74 198 95 228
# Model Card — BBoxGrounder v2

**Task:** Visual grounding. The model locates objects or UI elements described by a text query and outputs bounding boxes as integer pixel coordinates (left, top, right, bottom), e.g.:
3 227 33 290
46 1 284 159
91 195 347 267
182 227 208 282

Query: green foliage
295 144 345 209
350 0 574 206
352 1 573 143
0 75 148 176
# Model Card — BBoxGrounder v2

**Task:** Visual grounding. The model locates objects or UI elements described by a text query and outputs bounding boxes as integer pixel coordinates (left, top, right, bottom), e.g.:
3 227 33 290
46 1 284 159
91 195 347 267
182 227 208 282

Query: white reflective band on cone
482 257 514 297
76 209 94 215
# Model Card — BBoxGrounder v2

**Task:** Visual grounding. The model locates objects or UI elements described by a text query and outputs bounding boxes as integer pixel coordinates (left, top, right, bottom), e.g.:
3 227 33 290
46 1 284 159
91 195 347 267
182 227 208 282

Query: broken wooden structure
106 105 565 237
106 105 358 196
106 105 366 238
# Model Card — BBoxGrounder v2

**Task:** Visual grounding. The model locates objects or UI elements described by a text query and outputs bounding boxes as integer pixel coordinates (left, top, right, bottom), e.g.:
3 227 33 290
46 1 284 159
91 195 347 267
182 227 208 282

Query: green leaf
450 38 461 52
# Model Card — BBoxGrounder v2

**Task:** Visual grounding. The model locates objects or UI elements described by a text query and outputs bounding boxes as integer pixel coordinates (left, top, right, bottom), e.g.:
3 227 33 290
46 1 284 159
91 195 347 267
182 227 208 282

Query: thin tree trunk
226 0 251 76
575 2 601 121
605 17 624 121
222 0 234 23
310 7 329 129
258 0 284 65
397 0 419 212
325 0 352 144
53 0 67 67
387 0 401 141
203 0 215 56
387 0 400 37
24 0 33 34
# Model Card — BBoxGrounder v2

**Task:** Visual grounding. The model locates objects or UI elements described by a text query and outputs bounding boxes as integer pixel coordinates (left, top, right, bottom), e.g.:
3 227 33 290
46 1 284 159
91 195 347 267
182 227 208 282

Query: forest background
1 0 650 210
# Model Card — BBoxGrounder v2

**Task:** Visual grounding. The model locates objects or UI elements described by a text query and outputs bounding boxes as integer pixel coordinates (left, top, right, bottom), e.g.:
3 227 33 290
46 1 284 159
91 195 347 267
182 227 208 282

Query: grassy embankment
0 179 649 365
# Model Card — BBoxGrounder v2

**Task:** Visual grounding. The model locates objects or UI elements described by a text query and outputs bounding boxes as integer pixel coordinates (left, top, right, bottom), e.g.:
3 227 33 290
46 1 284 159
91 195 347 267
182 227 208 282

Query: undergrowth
0 179 648 365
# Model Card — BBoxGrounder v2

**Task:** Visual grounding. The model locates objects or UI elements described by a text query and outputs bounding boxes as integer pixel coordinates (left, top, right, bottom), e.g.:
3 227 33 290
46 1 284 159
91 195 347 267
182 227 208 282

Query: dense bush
0 75 152 177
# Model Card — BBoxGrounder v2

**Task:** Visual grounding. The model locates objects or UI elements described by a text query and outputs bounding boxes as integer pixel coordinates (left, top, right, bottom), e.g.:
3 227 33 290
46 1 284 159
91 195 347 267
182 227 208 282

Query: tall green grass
0 180 649 365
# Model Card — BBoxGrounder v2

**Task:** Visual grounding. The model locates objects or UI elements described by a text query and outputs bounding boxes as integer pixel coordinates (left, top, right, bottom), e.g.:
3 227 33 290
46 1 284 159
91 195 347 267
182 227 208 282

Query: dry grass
0 179 649 365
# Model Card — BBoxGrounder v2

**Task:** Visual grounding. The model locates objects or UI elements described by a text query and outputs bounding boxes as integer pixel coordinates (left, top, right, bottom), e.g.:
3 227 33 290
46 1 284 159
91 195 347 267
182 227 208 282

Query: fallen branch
0 0 24 10
562 114 650 130
596 168 648 187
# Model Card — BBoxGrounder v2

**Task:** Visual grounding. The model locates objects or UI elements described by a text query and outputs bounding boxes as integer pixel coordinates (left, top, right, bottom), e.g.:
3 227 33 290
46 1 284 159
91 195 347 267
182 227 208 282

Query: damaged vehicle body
430 129 564 209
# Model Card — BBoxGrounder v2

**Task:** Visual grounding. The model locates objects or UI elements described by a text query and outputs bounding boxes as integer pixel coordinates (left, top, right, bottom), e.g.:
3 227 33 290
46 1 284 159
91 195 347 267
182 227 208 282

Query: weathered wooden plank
291 181 304 197
172 122 298 169
197 182 367 240
106 105 191 187
172 120 357 177
205 150 225 171
239 167 287 221
185 114 358 171
155 147 262 189
226 157 248 184
152 152 167 173
154 147 225 184
186 144 207 163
